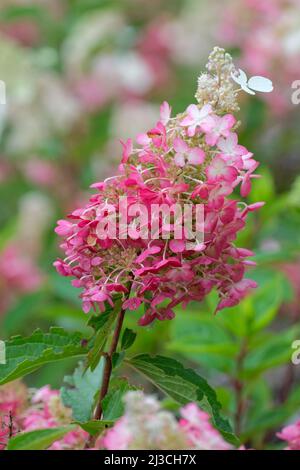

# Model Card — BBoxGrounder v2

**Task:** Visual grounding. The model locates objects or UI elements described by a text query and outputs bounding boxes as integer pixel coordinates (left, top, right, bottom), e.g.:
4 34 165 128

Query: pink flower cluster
0 382 87 450
22 386 87 450
0 244 43 315
2 383 298 450
102 391 232 450
55 49 262 325
277 420 300 450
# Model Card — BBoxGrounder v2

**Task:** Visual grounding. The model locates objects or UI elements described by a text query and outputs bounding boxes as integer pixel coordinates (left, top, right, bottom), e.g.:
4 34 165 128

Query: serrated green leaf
7 426 75 450
0 328 88 385
61 360 104 422
127 354 238 446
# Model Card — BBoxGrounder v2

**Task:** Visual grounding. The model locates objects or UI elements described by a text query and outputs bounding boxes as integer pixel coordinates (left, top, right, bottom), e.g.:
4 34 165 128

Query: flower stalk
93 304 128 420
86 281 133 448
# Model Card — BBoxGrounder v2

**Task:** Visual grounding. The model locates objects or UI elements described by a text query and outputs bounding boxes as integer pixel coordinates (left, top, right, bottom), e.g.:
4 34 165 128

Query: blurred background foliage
0 0 300 449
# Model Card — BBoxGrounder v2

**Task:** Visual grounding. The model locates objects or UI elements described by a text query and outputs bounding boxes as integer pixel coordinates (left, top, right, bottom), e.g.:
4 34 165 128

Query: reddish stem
85 282 132 448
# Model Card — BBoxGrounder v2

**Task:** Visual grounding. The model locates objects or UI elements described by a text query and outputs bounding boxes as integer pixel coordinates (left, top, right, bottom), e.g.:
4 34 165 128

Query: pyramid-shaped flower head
54 47 263 325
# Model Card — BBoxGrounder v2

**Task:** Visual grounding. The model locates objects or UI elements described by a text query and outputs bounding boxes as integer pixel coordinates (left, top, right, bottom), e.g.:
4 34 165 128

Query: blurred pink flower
179 403 232 450
0 20 40 47
102 392 233 450
24 159 57 188
278 420 300 450
0 244 43 314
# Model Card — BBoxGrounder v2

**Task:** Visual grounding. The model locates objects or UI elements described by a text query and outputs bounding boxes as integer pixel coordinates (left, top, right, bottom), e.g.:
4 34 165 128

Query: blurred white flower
110 100 159 139
62 10 124 76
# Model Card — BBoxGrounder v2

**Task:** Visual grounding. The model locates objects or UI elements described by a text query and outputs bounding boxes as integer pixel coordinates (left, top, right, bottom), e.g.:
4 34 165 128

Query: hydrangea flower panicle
55 47 263 324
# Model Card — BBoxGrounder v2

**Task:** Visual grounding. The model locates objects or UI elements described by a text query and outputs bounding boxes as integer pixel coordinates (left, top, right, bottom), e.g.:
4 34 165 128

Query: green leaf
247 270 288 332
87 298 122 371
168 311 237 373
74 420 114 436
248 167 275 206
0 6 44 22
102 378 137 421
50 274 81 307
242 385 300 440
0 328 88 385
7 426 75 450
111 351 125 369
242 325 300 378
217 268 289 338
127 354 238 446
2 291 45 335
121 328 137 350
61 361 104 422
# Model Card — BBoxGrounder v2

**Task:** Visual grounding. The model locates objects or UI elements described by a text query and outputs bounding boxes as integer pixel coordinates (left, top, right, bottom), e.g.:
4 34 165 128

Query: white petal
231 68 248 86
248 76 274 93
241 83 256 95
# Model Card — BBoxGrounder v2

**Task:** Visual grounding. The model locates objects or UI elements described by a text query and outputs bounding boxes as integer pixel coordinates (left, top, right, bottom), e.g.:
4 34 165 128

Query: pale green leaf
7 426 75 450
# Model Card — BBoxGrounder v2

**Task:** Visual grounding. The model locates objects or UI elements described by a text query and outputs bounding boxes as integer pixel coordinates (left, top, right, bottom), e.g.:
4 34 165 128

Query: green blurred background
0 0 300 448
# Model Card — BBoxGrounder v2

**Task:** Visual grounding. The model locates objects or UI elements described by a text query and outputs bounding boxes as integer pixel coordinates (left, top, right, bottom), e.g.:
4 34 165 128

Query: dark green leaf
111 351 125 369
0 328 88 386
121 328 137 350
87 298 122 371
127 354 238 446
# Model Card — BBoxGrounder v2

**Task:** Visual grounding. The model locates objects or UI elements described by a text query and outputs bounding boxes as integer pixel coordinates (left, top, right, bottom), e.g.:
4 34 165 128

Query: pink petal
135 245 161 263
169 239 185 253
241 174 251 197
188 148 205 165
223 114 236 130
174 153 185 167
173 137 188 153
186 104 200 119
160 101 171 125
